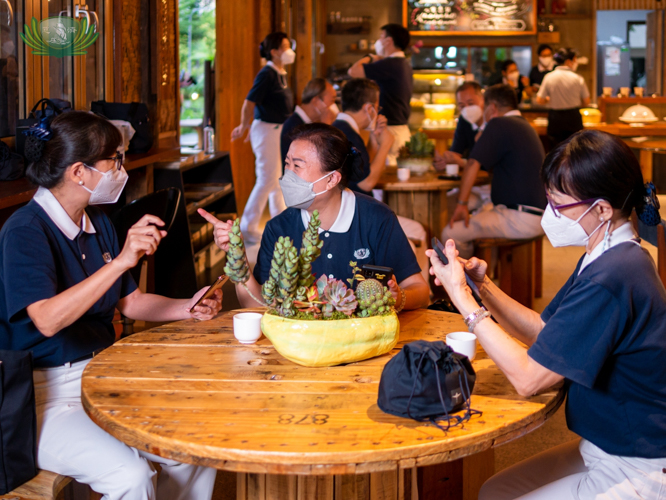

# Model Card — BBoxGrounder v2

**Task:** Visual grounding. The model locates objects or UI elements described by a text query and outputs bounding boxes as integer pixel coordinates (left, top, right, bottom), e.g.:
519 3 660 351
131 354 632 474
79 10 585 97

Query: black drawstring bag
15 98 71 157
377 340 481 430
90 101 153 154
0 350 38 494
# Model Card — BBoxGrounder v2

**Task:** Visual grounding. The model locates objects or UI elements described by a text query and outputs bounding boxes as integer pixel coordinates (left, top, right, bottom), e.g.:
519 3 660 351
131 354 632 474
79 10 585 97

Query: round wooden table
82 309 564 500
623 137 666 183
376 169 490 239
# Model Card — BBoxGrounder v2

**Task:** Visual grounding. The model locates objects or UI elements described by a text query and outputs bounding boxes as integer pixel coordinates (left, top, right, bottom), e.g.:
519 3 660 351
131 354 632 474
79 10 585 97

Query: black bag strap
29 98 63 118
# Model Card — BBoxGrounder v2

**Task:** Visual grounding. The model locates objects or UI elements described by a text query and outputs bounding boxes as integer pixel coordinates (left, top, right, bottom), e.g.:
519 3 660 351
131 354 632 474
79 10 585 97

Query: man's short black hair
537 44 553 56
484 84 518 110
501 59 517 73
341 78 380 112
456 81 483 95
380 24 410 51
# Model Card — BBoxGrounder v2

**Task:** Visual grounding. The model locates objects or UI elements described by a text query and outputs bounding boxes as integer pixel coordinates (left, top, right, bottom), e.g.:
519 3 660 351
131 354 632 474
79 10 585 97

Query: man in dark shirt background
441 84 546 258
348 24 413 166
280 78 338 171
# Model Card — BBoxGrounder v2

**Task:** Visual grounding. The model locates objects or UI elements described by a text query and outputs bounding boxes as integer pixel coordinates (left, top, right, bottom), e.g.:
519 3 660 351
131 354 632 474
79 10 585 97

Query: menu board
404 0 536 36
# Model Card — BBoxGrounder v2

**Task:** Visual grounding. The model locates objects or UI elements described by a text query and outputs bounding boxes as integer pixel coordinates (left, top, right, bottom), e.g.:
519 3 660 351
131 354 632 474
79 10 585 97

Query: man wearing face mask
491 59 532 104
280 78 339 172
231 32 295 244
348 24 413 166
441 85 546 258
529 44 555 90
331 78 394 196
536 47 590 146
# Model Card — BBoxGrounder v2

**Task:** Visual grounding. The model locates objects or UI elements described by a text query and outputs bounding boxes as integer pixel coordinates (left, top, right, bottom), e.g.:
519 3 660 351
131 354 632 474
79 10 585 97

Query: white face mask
540 201 604 248
365 105 378 131
328 103 340 118
507 70 520 86
279 169 334 210
374 39 385 57
539 56 554 69
81 166 129 205
281 48 296 65
460 105 483 125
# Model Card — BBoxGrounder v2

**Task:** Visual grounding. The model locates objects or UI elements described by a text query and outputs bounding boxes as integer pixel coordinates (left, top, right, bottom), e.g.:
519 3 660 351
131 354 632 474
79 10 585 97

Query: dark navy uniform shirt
530 241 666 458
449 117 477 159
246 63 294 124
280 109 306 171
0 190 137 368
254 190 420 285
363 55 413 126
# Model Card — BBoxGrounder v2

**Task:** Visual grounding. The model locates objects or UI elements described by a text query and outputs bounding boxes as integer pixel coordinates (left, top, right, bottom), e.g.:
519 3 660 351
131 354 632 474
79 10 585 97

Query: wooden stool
474 236 544 308
0 470 71 500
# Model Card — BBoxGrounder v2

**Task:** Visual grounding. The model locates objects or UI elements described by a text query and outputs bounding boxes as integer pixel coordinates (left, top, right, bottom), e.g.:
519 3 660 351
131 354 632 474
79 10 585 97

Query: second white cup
445 164 459 176
446 331 477 360
397 167 411 181
233 312 263 344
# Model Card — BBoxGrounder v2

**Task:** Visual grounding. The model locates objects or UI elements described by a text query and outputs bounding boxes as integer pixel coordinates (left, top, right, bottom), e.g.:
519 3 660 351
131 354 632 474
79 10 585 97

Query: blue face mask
279 169 334 210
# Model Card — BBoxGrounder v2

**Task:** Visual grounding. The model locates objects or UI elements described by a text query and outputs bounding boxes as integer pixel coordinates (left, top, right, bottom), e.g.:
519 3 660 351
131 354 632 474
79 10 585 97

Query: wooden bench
474 235 544 308
0 471 71 500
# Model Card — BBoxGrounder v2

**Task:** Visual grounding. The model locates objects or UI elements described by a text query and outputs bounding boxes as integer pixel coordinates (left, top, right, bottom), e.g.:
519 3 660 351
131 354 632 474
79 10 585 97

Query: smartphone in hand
191 275 228 310
431 237 482 299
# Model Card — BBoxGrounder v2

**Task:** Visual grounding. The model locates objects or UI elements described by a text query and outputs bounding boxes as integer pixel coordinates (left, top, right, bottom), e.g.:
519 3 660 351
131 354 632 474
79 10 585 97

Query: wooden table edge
81 379 565 475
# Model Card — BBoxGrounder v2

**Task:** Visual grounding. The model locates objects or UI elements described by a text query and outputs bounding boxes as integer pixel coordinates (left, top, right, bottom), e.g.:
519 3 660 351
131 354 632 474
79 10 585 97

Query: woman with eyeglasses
428 130 666 499
0 112 221 499
231 32 296 244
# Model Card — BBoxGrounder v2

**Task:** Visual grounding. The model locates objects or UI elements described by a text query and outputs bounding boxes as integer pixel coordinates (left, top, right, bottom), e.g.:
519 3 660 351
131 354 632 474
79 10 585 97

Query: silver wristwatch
463 306 490 333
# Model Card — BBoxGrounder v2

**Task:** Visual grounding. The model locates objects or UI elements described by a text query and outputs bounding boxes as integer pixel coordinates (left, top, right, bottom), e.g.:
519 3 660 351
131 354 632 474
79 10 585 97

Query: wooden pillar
293 0 313 103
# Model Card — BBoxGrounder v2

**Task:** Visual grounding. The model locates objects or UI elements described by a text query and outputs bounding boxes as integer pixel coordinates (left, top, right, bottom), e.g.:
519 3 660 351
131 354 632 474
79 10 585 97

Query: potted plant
396 131 435 175
223 213 400 367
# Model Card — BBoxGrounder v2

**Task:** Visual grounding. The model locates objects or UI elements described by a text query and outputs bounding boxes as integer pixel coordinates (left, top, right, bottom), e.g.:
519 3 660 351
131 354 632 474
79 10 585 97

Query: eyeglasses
545 191 598 218
100 153 123 171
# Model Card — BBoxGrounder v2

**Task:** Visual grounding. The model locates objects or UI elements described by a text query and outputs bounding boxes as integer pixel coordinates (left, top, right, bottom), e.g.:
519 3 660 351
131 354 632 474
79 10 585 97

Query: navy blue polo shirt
363 56 413 126
280 110 306 171
0 194 137 368
449 116 477 159
332 117 371 196
529 242 666 458
253 190 420 285
246 64 294 124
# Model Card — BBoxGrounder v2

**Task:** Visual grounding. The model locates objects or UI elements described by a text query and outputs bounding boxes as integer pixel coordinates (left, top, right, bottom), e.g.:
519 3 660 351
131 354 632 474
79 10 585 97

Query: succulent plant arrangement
224 211 397 320
397 131 435 159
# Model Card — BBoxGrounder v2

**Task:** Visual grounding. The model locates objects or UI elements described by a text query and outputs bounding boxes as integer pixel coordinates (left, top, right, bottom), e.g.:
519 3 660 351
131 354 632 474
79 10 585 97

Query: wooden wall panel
293 0 313 104
216 0 274 214
119 0 142 102
156 0 179 139
597 0 665 8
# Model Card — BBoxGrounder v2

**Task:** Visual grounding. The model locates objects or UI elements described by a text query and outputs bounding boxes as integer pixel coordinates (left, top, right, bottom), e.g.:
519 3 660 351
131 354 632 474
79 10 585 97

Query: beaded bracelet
395 288 407 313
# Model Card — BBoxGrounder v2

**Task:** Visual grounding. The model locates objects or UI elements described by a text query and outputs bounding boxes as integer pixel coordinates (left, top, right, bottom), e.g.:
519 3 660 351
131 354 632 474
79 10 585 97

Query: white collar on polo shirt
266 61 287 75
555 65 573 72
335 112 360 134
301 188 355 233
388 51 406 58
294 105 312 124
579 221 638 274
503 109 522 117
33 186 96 240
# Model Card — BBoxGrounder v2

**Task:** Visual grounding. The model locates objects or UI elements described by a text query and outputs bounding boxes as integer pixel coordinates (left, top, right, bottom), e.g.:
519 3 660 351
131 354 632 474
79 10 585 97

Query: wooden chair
0 470 71 500
474 235 544 308
633 215 666 287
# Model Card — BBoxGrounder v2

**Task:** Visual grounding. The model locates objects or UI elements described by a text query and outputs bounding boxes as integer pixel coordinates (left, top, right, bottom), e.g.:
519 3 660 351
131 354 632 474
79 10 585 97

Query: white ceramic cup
446 331 477 361
602 87 613 97
445 164 459 176
634 87 644 97
233 313 263 344
620 87 630 97
397 167 411 181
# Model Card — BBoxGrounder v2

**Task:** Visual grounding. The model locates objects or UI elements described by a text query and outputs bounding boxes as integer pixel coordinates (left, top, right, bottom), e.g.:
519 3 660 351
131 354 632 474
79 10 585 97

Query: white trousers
33 360 217 500
480 439 666 500
240 119 287 243
386 124 412 166
441 203 544 259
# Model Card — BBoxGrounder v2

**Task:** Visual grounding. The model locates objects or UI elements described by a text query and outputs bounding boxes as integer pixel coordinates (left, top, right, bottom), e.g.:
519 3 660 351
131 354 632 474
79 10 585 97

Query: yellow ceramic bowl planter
261 312 400 367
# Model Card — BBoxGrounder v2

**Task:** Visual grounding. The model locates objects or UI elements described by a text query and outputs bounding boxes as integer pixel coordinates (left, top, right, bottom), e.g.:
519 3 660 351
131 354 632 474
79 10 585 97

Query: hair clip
23 115 53 141
637 182 661 226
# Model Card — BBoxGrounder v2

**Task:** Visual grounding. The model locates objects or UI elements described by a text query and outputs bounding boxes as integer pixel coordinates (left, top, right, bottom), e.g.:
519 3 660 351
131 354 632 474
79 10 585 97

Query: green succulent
398 131 435 159
321 279 358 318
356 279 396 317
298 210 324 289
261 236 299 317
223 219 250 284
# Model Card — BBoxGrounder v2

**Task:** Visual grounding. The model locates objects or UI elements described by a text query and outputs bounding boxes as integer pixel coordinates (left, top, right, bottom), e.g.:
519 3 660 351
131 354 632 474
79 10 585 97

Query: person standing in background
529 44 555 90
491 59 532 104
536 47 590 146
231 32 294 244
348 24 413 166
280 78 338 172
